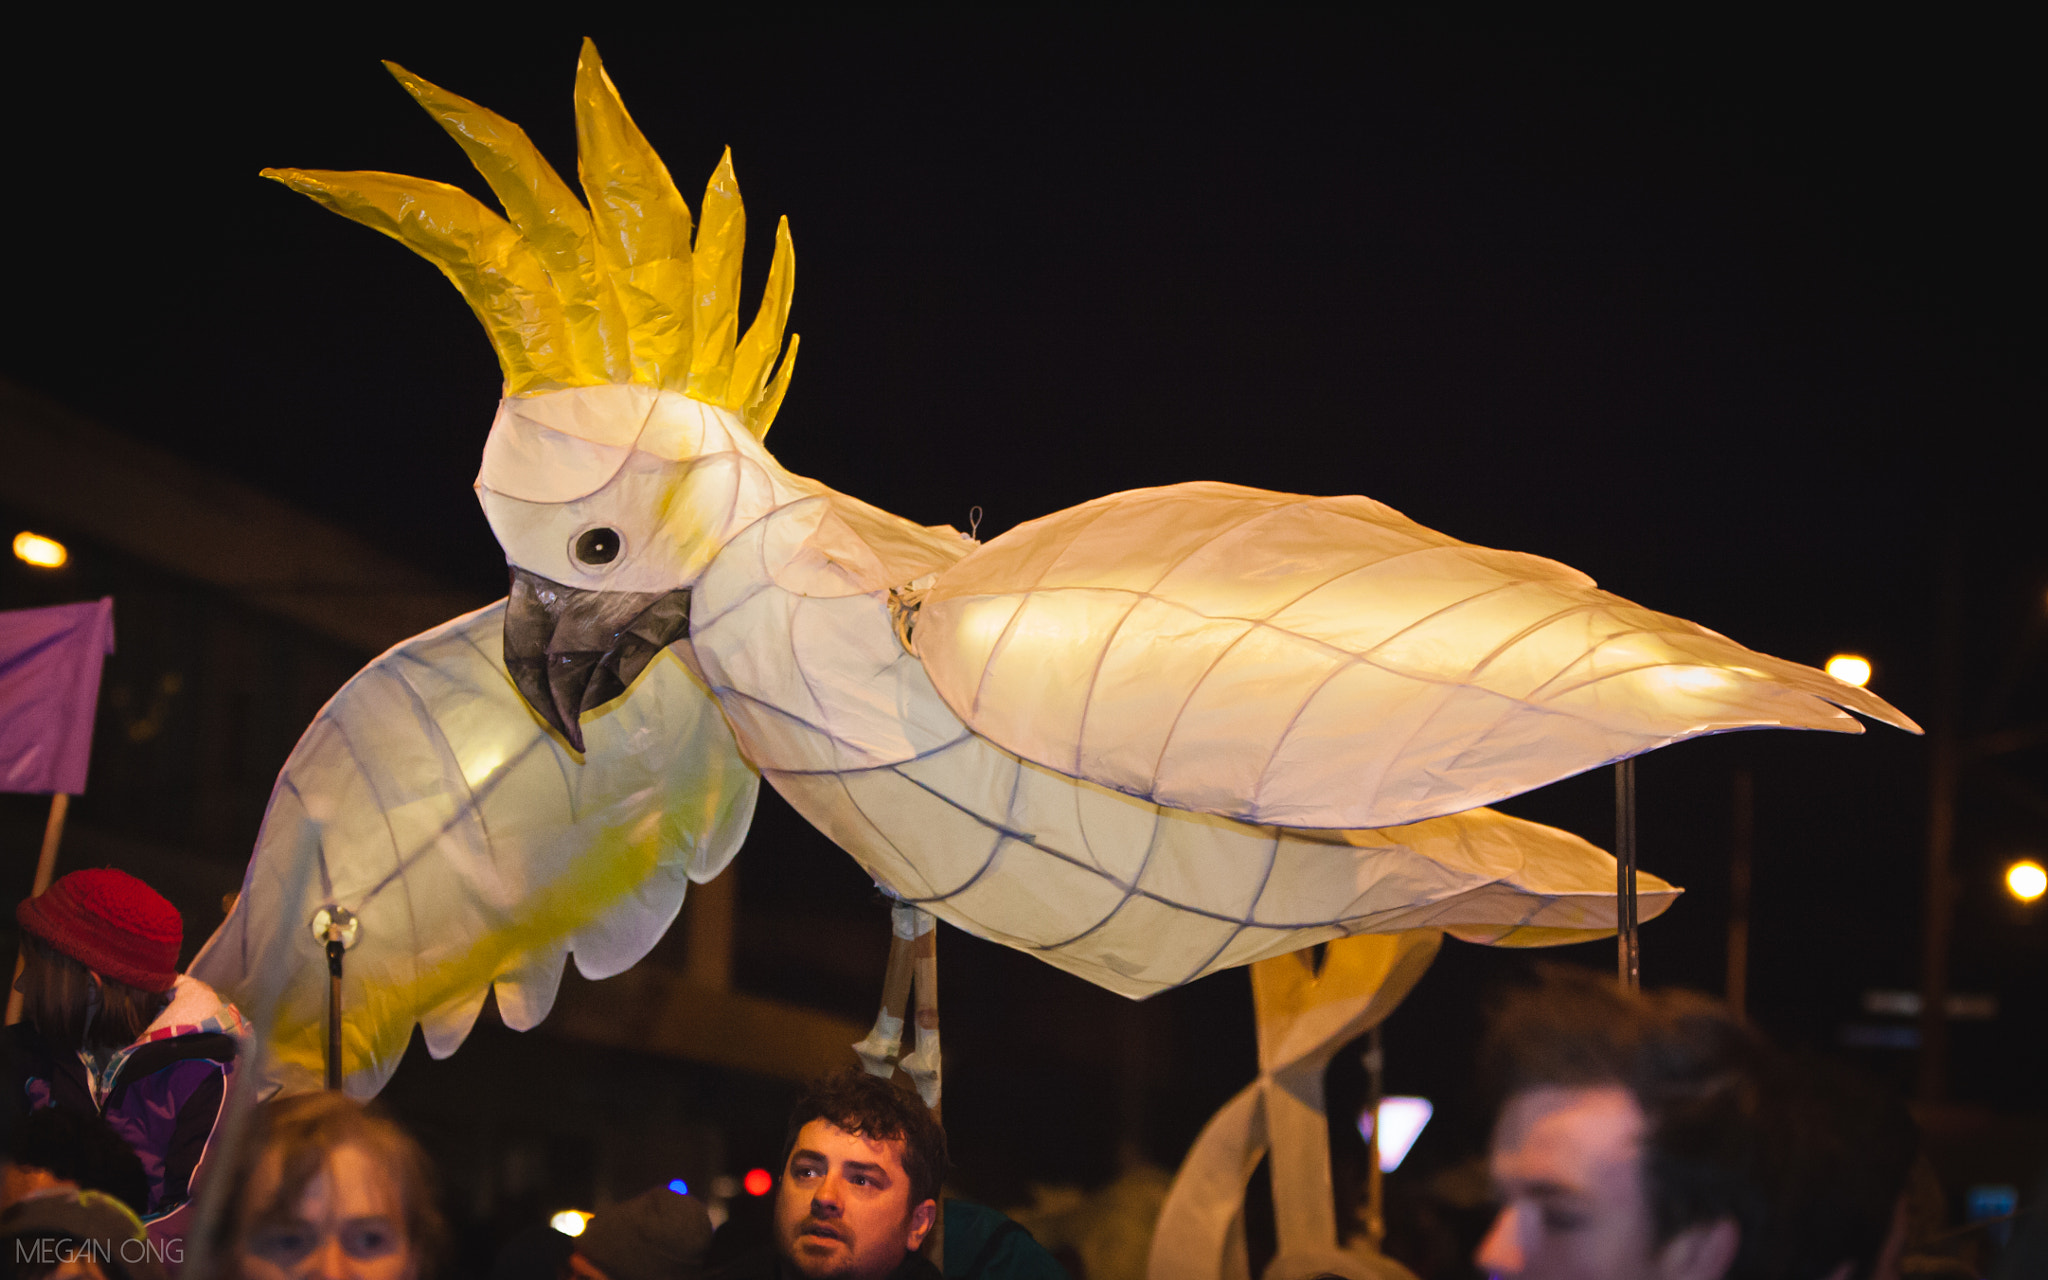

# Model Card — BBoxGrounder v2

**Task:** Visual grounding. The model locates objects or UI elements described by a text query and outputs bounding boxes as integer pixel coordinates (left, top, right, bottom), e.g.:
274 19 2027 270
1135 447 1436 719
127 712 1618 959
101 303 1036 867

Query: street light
12 531 67 569
2006 860 2046 903
1825 654 1873 688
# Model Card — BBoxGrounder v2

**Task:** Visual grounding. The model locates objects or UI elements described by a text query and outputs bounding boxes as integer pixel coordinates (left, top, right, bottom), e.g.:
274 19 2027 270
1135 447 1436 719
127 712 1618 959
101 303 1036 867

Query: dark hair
219 1091 447 1280
781 1069 948 1208
1481 967 1771 1270
1749 1055 1917 1280
17 936 171 1054
7 1106 150 1216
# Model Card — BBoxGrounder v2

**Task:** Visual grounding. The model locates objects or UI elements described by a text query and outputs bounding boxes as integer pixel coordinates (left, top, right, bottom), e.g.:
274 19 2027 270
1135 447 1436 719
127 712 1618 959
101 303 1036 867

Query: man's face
1476 1085 1733 1280
775 1119 936 1280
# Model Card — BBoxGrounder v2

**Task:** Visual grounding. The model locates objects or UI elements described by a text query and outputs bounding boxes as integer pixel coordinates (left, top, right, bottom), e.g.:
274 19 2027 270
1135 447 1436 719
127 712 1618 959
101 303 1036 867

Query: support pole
28 794 67 899
853 909 919 1079
311 906 358 1093
911 919 943 1270
1920 543 1962 1103
852 900 944 1270
1362 1024 1386 1249
908 920 940 1112
326 932 345 1092
6 793 71 1026
1727 768 1753 1017
1616 759 1639 990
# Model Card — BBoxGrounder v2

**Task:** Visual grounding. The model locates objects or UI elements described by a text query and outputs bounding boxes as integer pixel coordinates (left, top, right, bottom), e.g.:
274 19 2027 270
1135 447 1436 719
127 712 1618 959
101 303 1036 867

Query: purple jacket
6 975 246 1250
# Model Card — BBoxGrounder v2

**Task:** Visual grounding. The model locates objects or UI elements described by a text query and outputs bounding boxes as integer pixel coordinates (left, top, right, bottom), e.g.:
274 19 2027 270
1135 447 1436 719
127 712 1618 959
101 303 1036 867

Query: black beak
503 568 692 753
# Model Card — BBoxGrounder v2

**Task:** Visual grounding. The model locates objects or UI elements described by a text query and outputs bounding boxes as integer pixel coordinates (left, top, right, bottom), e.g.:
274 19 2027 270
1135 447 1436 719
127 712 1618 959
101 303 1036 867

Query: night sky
5 14 2043 1189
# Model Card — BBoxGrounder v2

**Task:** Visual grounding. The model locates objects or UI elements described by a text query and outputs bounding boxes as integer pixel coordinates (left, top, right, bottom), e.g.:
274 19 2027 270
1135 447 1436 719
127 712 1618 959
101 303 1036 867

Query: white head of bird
476 385 805 596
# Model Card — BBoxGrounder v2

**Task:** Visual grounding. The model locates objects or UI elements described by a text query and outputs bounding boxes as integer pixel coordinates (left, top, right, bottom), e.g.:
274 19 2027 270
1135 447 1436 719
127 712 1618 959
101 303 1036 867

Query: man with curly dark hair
767 1069 947 1280
707 1068 1065 1280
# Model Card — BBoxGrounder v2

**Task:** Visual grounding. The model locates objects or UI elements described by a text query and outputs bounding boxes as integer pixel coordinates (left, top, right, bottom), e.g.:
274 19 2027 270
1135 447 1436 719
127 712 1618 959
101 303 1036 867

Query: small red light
743 1168 773 1197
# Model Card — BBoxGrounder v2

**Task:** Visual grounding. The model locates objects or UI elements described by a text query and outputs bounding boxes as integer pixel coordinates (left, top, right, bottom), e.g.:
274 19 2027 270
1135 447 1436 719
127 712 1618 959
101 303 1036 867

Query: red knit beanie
16 868 181 993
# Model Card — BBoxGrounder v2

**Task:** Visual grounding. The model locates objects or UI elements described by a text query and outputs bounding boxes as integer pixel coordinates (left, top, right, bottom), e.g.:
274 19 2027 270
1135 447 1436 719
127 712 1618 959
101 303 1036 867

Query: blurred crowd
1 868 2041 1280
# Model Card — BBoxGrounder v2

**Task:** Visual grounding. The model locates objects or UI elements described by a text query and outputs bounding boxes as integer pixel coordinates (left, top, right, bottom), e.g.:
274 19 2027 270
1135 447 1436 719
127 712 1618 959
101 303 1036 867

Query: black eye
574 527 622 566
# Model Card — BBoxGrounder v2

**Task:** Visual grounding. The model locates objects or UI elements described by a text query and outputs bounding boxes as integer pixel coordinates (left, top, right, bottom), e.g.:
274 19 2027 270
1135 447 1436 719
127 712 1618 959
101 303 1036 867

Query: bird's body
191 44 1912 1097
665 390 1682 996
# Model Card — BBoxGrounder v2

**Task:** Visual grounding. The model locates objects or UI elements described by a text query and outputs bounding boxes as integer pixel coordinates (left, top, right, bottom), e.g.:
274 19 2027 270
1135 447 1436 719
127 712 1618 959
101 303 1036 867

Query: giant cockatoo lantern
193 41 1918 1097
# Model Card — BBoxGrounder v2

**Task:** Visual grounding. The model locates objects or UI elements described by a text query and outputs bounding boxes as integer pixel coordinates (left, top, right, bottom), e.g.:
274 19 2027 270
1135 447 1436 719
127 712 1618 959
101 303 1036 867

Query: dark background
3 11 2042 1270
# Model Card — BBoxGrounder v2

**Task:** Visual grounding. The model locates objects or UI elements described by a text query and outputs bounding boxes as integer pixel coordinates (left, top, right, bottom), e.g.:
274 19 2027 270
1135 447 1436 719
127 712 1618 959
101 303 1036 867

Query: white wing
190 601 758 1098
915 482 1917 830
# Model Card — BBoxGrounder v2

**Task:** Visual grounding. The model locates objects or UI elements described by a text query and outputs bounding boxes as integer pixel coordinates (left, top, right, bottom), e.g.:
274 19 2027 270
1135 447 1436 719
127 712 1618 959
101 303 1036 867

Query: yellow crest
265 39 798 437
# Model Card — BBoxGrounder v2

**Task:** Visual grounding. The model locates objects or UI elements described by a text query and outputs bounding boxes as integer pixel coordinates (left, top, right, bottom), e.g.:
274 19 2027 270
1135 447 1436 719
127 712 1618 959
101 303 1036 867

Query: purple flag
0 597 116 795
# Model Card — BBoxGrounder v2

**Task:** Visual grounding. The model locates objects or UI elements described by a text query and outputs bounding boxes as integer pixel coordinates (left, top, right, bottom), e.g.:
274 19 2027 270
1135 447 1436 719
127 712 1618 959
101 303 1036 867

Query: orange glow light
743 1168 774 1197
12 531 67 569
1824 654 1872 688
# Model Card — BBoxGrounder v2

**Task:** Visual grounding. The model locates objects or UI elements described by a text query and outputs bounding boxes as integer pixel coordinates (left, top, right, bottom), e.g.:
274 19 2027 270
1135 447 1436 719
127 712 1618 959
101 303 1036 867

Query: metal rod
1364 1024 1386 1248
917 920 943 1272
1616 759 1639 990
1727 768 1753 1016
1920 539 1962 1102
326 935 346 1091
